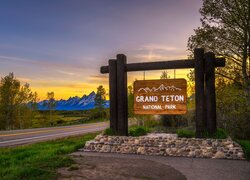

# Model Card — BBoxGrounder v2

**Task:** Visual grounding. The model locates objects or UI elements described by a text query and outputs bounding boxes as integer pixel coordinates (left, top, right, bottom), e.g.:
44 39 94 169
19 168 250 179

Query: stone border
83 134 245 160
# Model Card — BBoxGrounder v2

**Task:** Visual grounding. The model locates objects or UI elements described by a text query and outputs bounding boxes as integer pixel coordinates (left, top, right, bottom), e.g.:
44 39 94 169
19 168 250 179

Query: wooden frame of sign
100 48 225 137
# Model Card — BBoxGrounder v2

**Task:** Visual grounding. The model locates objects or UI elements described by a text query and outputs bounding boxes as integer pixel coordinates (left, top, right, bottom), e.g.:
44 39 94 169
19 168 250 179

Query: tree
0 73 20 129
94 85 106 110
187 0 250 138
187 0 250 93
0 73 38 130
44 92 56 126
128 85 134 117
160 71 170 79
16 83 38 128
94 85 106 119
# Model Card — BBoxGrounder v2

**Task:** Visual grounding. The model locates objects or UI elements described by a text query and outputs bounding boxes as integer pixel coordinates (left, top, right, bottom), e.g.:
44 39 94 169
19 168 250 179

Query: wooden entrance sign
134 79 187 114
100 48 225 137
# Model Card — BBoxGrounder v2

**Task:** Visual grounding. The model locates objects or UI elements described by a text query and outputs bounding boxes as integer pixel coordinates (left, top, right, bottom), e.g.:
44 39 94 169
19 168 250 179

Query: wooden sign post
134 79 187 114
100 48 225 137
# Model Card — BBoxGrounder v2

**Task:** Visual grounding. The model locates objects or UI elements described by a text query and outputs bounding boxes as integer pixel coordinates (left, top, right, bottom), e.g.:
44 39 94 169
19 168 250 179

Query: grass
236 140 250 160
176 128 228 139
103 126 150 136
177 129 195 138
0 133 98 180
128 126 149 137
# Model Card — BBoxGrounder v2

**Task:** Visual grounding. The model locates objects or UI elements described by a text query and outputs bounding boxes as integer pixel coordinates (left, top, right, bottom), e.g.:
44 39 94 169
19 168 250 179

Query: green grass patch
203 128 228 139
177 129 195 138
0 133 97 180
128 126 149 137
236 140 250 160
211 129 228 139
103 126 150 137
177 128 228 139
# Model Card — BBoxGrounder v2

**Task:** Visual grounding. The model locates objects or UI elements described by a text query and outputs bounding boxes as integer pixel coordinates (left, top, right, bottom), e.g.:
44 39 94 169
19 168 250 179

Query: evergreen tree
160 71 170 79
94 85 106 110
128 85 134 117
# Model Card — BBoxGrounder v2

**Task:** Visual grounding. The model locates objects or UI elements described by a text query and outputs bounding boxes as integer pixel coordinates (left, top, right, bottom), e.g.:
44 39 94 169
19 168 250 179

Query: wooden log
100 58 225 74
108 59 118 133
205 52 217 134
116 54 128 136
194 48 206 138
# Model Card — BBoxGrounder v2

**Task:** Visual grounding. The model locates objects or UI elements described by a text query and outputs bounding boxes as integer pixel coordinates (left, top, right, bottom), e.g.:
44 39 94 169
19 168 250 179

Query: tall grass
0 133 97 180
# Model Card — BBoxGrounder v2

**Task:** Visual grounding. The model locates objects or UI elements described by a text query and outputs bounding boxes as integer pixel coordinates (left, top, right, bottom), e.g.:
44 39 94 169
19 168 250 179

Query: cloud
139 44 177 51
132 43 188 62
88 75 108 80
56 70 76 76
0 55 93 72
134 53 187 61
86 75 109 84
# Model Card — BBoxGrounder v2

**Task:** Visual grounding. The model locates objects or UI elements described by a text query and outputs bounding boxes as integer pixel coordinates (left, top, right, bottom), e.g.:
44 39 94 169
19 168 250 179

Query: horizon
0 0 202 100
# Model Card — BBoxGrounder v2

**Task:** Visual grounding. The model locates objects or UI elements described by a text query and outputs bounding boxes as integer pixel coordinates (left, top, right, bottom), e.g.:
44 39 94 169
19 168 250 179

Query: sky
0 0 202 100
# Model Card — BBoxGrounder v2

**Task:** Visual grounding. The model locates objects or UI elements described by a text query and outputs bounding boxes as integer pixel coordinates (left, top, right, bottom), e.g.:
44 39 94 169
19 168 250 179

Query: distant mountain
37 91 109 110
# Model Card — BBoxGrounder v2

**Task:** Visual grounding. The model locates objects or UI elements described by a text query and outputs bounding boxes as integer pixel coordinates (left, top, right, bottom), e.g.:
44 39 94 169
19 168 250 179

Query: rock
227 144 234 149
83 134 244 160
134 139 140 145
101 145 111 152
213 151 225 159
137 147 145 154
94 135 102 141
188 151 195 157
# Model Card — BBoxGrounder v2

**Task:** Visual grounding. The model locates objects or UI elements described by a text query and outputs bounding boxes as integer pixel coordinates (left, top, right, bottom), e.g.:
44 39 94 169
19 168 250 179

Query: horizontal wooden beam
100 58 225 74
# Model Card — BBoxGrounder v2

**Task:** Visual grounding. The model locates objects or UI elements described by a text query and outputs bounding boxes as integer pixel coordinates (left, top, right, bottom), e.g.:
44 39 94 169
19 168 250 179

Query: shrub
103 128 116 136
128 126 149 137
56 119 66 124
212 128 228 139
203 128 228 139
216 83 250 140
144 119 160 128
236 140 250 160
177 129 195 138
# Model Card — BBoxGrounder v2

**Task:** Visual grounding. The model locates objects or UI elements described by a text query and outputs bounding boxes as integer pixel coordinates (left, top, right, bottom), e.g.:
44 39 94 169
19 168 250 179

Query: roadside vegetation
0 73 108 130
0 133 97 180
236 140 250 160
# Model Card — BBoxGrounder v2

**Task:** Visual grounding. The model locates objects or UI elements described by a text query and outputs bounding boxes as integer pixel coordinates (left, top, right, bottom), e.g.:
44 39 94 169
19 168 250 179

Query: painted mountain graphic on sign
138 84 181 93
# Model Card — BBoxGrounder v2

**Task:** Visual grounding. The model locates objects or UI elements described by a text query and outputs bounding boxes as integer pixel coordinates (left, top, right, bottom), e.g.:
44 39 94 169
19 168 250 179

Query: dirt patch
58 155 186 180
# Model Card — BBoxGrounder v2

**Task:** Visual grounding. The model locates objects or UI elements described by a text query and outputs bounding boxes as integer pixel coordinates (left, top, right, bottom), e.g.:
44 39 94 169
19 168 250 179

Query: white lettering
165 104 176 109
161 95 184 102
143 105 162 110
136 96 158 102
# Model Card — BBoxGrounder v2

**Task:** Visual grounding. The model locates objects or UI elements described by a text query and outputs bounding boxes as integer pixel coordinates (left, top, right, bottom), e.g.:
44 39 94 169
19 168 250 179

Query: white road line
0 127 104 145
0 122 107 135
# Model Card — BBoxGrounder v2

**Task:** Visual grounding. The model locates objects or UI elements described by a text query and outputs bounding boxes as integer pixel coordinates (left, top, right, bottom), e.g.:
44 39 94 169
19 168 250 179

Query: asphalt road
0 122 108 147
74 152 250 180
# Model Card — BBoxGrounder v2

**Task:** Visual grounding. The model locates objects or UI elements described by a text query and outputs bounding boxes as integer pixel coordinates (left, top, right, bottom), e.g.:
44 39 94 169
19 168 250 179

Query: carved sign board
134 79 187 114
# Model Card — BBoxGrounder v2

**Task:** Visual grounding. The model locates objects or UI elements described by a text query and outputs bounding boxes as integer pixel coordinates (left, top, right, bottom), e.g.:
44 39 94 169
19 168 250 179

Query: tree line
0 73 107 130
187 0 250 139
